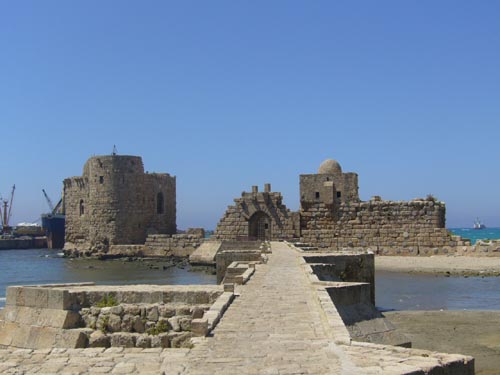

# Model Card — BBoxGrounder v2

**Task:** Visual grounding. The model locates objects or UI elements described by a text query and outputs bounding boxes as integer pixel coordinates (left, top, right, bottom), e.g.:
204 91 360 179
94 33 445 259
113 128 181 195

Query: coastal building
298 159 451 253
215 158 463 255
63 154 176 253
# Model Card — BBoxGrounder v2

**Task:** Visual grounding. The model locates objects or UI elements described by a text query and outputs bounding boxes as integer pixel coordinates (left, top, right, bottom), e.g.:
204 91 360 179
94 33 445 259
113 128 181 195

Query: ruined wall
215 184 299 241
301 197 451 251
64 155 176 254
298 159 465 254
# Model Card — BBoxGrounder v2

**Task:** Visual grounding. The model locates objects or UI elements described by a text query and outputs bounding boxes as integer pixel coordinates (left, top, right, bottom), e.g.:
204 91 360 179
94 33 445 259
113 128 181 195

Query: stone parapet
0 284 229 350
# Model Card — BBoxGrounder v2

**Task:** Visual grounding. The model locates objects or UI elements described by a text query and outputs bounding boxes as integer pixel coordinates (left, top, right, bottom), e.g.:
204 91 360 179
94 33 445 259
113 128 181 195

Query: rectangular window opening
99 176 104 184
337 191 342 198
315 192 320 199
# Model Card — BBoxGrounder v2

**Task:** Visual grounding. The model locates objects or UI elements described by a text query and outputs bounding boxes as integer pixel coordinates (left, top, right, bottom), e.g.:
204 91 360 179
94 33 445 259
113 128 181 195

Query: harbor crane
42 189 63 215
0 184 15 234
42 189 55 212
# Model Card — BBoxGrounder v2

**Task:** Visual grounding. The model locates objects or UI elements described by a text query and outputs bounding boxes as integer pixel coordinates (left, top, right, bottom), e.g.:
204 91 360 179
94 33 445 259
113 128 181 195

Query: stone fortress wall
299 159 459 253
215 184 300 241
64 155 176 255
215 158 483 256
63 154 493 257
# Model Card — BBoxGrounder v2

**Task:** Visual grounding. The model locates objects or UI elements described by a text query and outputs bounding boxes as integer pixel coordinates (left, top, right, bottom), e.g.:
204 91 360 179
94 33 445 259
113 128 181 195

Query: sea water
0 249 216 308
2 233 500 311
376 271 500 311
449 227 500 244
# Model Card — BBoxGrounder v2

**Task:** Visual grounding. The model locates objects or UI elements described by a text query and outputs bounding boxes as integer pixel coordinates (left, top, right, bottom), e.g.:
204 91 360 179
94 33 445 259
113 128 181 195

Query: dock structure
0 242 473 374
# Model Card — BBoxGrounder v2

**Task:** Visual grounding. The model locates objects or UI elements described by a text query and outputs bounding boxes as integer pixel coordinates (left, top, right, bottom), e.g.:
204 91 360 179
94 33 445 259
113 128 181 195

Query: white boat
473 218 486 230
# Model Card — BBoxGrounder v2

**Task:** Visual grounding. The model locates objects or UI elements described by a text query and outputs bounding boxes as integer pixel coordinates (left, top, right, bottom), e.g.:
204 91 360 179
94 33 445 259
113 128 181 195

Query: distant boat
473 218 486 230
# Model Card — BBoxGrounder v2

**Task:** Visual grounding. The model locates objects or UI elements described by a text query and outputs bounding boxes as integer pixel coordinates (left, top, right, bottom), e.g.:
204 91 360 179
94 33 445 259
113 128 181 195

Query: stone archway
248 211 271 241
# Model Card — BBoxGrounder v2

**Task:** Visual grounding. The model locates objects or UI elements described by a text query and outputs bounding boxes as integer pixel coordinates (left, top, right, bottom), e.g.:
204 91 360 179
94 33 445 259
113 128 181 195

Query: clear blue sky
1 1 499 229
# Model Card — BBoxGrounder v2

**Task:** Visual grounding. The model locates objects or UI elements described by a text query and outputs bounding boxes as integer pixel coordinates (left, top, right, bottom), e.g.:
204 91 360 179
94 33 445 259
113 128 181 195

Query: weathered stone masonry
215 184 300 241
215 158 472 255
64 155 176 254
299 160 466 253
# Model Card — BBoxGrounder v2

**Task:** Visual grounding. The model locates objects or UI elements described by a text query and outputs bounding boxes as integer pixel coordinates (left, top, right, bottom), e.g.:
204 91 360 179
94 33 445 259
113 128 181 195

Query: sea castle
61 154 495 258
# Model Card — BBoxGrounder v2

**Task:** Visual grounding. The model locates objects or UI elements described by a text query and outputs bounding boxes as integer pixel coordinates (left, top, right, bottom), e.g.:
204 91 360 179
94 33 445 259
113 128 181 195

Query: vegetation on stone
96 294 118 308
146 319 169 335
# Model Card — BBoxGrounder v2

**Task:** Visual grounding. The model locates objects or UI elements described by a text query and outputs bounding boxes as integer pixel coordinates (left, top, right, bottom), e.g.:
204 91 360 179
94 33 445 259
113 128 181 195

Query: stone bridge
0 242 473 374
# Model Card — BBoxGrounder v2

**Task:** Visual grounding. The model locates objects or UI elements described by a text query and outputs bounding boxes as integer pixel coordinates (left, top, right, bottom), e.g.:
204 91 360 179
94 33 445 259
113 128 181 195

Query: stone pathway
163 241 343 374
0 347 174 374
0 242 474 374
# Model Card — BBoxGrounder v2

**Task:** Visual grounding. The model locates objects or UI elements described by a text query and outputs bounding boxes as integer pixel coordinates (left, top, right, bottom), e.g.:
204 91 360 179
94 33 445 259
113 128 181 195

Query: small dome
318 159 342 175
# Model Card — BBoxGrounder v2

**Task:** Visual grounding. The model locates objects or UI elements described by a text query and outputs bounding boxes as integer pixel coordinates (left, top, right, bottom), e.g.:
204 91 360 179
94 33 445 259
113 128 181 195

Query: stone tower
299 159 359 244
300 159 359 208
64 155 176 254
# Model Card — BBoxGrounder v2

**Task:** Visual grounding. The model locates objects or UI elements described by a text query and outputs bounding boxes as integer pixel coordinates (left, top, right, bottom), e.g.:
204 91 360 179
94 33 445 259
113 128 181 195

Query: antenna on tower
112 145 117 156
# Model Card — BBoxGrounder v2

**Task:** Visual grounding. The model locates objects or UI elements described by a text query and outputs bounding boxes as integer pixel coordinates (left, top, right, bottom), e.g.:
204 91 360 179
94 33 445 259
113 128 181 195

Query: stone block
169 332 193 348
56 329 91 348
121 314 134 332
6 286 24 307
24 326 53 349
110 333 136 348
108 314 122 332
179 317 191 331
191 307 204 319
223 283 235 293
89 330 111 348
47 289 71 310
0 321 15 347
110 305 124 316
168 317 180 332
159 306 175 318
147 306 159 321
135 335 151 348
23 288 49 308
132 316 145 333
191 319 208 336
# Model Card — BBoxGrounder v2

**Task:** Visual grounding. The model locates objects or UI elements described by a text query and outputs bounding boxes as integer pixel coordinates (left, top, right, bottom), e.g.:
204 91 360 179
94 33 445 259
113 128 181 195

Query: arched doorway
248 211 271 241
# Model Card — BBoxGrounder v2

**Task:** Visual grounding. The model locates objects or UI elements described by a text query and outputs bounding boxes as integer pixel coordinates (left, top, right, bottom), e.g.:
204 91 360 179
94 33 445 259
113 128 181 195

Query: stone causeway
0 242 474 374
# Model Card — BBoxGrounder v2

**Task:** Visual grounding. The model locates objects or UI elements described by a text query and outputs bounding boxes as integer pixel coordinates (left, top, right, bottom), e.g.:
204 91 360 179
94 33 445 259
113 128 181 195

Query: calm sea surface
376 271 500 311
0 249 216 308
2 229 500 311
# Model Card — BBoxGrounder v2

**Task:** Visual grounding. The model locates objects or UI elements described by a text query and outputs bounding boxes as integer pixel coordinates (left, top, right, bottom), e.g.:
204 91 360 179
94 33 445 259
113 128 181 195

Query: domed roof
318 159 342 175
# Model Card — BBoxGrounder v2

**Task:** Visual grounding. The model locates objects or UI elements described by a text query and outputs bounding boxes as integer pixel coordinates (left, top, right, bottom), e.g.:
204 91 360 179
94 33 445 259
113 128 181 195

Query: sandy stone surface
376 255 500 276
385 311 500 375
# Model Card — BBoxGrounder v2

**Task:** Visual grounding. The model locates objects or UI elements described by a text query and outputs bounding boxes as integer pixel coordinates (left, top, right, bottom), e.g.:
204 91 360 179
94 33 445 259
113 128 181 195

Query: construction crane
42 189 55 212
0 184 15 234
42 189 63 215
